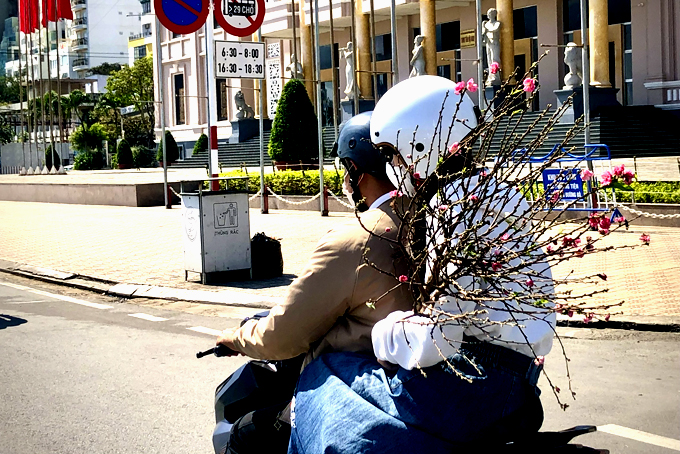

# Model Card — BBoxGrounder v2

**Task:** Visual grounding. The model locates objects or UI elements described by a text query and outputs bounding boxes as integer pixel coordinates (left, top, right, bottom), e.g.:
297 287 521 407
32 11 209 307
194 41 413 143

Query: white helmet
370 75 478 192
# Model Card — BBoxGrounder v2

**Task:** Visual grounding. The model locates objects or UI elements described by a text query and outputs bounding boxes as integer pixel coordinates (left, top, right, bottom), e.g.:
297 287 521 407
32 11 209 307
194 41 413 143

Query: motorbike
198 312 608 454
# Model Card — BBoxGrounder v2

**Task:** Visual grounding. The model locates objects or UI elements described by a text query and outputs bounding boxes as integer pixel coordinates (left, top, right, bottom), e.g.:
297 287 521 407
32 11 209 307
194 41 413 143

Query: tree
0 75 22 105
104 57 154 128
157 130 179 164
193 133 208 156
44 145 61 170
88 62 122 76
268 79 319 165
70 123 107 153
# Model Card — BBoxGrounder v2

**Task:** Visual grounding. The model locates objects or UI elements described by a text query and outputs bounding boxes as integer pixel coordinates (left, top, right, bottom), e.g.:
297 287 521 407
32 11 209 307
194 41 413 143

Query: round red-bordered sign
155 0 210 35
214 0 265 37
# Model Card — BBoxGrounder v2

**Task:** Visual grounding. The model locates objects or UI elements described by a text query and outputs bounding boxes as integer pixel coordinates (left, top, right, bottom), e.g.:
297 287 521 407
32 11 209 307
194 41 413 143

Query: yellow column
589 0 611 87
496 0 515 83
299 0 315 100
355 0 371 98
419 0 436 76
252 33 268 119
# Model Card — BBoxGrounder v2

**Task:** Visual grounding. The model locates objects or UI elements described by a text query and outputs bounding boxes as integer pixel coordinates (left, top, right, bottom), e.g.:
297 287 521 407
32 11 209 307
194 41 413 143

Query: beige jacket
231 199 414 365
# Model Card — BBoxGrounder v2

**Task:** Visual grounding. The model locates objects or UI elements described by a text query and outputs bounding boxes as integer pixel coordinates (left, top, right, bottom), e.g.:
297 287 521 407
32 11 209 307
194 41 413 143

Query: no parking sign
214 0 265 37
155 0 210 34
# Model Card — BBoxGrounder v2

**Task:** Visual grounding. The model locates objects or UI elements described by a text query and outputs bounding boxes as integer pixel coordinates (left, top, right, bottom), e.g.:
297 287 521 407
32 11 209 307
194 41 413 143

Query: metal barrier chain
169 186 182 199
326 188 355 209
248 190 262 201
266 187 322 205
612 202 680 219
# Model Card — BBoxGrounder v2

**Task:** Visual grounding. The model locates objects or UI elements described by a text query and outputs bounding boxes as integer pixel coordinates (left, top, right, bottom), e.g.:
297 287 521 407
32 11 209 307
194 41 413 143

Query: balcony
72 58 89 71
72 17 87 30
72 37 88 51
71 0 86 12
128 31 152 42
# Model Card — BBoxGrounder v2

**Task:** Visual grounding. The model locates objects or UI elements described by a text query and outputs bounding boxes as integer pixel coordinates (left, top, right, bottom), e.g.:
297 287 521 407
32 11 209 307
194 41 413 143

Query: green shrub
132 145 156 168
111 153 119 169
614 181 680 204
268 79 319 165
73 151 104 170
70 123 107 153
215 169 344 196
44 145 61 170
157 130 179 164
193 133 208 156
116 138 133 167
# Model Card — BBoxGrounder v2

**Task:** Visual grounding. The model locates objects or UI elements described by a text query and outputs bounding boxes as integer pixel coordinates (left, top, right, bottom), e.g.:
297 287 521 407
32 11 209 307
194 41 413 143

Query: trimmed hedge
116 138 133 167
217 169 344 196
193 133 208 156
157 130 179 164
614 181 680 204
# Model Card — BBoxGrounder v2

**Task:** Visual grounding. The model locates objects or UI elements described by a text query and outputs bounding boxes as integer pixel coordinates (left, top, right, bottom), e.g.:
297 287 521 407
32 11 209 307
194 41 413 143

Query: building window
134 45 146 60
320 43 339 70
563 0 631 31
437 64 451 80
174 73 185 125
623 22 633 105
513 6 537 40
376 73 389 98
216 79 229 121
141 0 151 14
454 49 462 82
374 34 391 61
436 21 460 52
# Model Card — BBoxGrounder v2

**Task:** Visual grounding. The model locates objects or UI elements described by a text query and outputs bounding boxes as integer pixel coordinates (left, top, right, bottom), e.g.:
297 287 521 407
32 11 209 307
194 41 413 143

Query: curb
0 259 279 310
1 260 679 332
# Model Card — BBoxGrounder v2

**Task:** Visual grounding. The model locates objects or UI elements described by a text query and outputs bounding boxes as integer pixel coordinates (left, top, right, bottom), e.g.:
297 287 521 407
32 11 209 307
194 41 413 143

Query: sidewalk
0 200 678 325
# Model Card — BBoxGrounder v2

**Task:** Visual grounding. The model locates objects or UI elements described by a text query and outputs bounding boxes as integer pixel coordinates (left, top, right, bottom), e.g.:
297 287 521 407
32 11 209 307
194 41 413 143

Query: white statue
563 42 583 89
285 54 303 79
409 35 425 78
482 8 502 86
339 42 355 100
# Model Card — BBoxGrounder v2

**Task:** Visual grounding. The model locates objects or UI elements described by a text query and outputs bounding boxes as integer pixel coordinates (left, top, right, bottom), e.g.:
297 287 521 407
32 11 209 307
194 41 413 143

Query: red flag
42 0 73 26
19 0 40 33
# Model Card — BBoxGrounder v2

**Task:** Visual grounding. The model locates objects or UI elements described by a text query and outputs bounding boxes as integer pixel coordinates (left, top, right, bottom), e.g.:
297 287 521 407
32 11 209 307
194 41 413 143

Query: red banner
20 0 40 33
43 0 73 27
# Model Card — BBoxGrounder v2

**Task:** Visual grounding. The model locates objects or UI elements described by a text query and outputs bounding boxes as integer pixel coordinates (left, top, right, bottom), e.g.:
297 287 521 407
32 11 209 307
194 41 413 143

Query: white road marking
5 300 51 304
128 313 168 322
0 281 33 291
187 326 222 336
27 289 113 310
598 424 680 451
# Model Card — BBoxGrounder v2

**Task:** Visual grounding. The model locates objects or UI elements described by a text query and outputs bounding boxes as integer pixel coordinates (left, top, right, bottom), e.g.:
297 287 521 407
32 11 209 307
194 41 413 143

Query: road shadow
0 314 28 330
188 274 297 290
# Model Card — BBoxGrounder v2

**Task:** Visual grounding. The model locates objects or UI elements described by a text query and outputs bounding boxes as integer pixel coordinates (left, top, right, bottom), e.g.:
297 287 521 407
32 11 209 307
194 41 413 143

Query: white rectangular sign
215 41 265 79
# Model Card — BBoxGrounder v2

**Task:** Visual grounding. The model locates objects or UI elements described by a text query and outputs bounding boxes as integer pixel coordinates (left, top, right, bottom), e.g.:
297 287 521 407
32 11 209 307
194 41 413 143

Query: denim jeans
288 351 544 454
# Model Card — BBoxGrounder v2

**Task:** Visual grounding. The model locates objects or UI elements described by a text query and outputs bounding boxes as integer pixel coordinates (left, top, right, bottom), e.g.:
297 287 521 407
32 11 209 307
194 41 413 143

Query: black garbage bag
251 232 284 279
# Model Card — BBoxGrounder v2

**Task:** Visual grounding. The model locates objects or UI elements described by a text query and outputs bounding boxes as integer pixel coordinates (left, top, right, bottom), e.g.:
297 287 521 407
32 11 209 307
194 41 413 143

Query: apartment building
128 0 153 66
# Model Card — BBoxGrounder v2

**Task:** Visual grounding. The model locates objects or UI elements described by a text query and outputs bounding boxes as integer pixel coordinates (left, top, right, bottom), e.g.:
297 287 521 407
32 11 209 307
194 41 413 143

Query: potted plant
116 138 133 169
268 79 319 170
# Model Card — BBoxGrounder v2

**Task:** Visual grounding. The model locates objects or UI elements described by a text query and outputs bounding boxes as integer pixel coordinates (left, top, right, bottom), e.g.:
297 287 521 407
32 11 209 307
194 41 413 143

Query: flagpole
55 18 64 166
18 26 27 172
45 17 55 165
37 5 47 169
29 24 38 170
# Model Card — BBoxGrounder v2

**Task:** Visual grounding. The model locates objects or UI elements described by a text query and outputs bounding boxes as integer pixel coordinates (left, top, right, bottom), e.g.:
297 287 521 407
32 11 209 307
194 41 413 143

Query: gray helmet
332 111 388 182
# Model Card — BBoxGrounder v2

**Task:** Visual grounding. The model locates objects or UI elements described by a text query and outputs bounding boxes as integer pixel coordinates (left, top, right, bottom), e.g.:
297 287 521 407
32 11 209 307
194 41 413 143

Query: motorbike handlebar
196 344 237 359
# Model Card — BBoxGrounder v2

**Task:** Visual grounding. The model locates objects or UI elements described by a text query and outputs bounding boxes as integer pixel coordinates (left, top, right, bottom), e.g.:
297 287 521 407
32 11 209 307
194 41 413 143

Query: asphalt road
1 274 678 454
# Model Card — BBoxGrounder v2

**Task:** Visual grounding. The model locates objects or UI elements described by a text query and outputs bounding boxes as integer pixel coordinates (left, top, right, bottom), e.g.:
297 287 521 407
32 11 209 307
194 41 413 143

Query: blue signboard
542 168 584 201
155 0 209 35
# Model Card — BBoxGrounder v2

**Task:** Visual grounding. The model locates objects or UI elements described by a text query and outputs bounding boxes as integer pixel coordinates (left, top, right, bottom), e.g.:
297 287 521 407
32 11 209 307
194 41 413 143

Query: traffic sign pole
206 5 219 191
257 29 266 214
154 16 170 209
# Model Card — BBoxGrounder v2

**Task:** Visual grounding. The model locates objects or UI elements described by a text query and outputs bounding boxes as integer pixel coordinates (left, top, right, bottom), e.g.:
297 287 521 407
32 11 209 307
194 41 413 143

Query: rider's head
332 111 393 211
369 75 478 196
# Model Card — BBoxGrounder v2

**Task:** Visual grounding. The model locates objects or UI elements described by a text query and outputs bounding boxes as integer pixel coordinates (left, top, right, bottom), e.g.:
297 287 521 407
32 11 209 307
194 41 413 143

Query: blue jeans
288 351 544 454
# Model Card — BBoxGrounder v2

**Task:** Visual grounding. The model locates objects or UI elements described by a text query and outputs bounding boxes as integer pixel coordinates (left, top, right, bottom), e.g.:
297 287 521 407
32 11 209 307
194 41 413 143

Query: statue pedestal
229 118 272 144
340 99 375 123
554 86 621 124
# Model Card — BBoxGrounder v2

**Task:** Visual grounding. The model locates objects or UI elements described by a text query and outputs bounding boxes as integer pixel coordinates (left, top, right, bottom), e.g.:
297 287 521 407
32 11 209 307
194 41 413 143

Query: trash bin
181 177 251 284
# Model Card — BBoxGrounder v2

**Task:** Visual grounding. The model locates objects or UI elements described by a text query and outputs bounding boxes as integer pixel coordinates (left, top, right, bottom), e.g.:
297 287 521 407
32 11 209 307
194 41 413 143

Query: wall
1 142 71 172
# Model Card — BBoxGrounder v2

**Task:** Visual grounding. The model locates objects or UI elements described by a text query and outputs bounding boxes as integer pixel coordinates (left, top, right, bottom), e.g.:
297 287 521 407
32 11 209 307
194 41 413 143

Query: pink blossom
622 170 635 185
413 171 422 179
613 164 625 177
575 248 585 258
534 356 545 366
491 262 502 271
580 168 594 181
385 227 391 233
599 217 611 230
554 303 563 311
567 310 574 318
448 142 460 155
526 278 534 287
466 78 478 93
490 62 500 74
550 191 561 203
588 214 600 229
469 194 479 202
501 233 510 242
406 154 412 159
389 190 403 197
522 78 537 93
438 204 448 212
614 216 626 223
597 273 607 281
454 81 466 95
398 275 408 283
604 314 611 322
492 248 501 256
583 313 594 324
599 228 610 236
640 233 651 245
555 386 561 393
480 170 487 177
546 245 554 253
600 170 613 187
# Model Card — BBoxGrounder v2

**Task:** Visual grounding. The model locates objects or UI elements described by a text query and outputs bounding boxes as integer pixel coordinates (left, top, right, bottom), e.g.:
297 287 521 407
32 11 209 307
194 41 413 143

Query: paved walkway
0 200 678 318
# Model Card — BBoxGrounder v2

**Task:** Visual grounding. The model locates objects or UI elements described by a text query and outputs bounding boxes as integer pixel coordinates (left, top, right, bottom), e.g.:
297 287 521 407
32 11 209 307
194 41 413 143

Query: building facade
154 0 679 149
